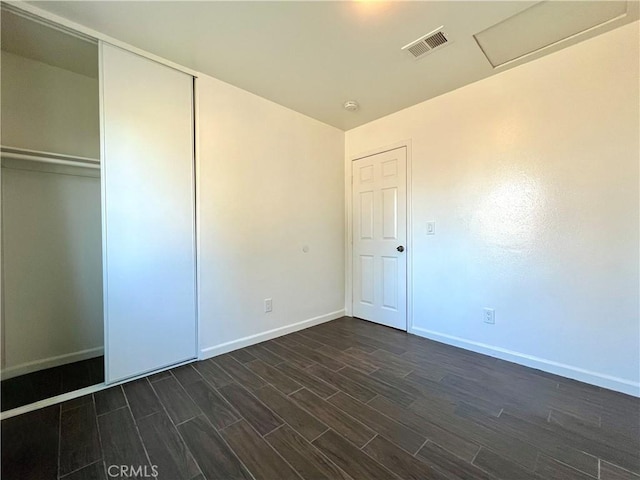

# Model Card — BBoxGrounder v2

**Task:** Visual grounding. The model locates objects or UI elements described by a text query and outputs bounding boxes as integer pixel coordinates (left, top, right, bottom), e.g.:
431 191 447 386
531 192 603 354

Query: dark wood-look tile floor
2 318 639 480
1 356 105 412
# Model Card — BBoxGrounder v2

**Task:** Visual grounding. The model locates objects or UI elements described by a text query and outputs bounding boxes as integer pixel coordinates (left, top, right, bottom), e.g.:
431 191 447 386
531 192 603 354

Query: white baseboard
200 310 345 360
410 327 640 397
1 347 104 381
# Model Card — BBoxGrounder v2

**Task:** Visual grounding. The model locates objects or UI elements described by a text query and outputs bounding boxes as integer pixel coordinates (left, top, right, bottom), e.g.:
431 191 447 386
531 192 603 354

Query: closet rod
0 147 100 170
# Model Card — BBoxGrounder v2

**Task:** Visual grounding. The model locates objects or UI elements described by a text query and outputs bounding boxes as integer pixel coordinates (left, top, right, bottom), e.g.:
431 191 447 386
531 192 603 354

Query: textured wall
346 22 640 394
198 74 345 356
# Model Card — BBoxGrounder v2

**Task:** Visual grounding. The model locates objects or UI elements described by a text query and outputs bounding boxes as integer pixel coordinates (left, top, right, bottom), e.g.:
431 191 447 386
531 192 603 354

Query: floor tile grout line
272 361 338 398
146 369 173 384
143 373 207 480
91 394 109 480
270 361 398 460
200 412 258 480
193 363 235 391
300 382 417 461
245 343 289 366
359 433 378 450
96 404 128 417
212 354 269 390
320 362 420 407
58 459 103 480
261 422 285 438
307 426 331 444
285 386 364 443
227 415 304 480
290 385 380 441
205 381 245 424
470 444 482 465
271 336 348 371
182 364 253 475
232 353 308 403
304 363 378 400
337 422 408 479
367 366 381 376
121 382 154 471
287 386 305 397
290 390 400 478
215 378 287 436
599 459 640 478
413 437 430 457
150 369 205 426
548 454 603 479
365 394 381 405
56 403 62 479
59 397 95 414
244 359 305 395
290 332 326 351
324 391 340 400
134 409 163 424
217 417 244 432
173 415 200 428
261 341 318 371
228 350 258 365
325 387 430 457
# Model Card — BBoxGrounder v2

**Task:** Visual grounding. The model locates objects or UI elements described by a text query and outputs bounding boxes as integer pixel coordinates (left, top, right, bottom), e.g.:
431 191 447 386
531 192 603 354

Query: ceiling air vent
402 27 451 60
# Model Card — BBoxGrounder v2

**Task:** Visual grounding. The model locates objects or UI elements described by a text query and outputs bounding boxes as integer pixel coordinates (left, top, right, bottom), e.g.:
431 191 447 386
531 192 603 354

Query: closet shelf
1 146 100 170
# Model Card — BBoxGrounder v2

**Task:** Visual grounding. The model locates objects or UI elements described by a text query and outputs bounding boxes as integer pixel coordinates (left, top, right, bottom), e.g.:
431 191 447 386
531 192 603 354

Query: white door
101 43 197 383
352 147 407 330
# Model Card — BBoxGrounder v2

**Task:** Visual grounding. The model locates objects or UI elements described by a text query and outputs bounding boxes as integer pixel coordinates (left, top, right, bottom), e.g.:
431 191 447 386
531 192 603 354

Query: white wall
1 51 99 158
346 22 640 395
197 75 345 356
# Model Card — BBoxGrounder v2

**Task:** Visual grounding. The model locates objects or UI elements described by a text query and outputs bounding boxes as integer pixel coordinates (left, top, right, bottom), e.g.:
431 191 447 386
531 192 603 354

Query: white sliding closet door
100 43 197 383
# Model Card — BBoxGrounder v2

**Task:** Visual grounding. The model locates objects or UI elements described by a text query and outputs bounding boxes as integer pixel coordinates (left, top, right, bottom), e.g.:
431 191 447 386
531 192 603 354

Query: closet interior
1 4 199 414
1 8 104 411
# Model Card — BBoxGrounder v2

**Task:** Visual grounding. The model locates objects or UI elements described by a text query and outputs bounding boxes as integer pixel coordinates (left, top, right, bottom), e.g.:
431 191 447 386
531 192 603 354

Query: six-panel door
352 147 407 330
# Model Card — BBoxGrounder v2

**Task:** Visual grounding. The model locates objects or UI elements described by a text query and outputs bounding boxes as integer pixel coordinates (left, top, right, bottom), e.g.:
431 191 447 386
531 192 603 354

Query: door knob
397 245 405 252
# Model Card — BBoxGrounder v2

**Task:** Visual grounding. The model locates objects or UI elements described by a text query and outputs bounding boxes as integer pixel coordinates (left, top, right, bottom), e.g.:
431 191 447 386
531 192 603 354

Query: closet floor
2 318 639 480
1 356 104 412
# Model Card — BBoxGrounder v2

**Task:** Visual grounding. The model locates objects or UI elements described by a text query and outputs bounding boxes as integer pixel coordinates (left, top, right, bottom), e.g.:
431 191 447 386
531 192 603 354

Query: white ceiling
21 1 640 130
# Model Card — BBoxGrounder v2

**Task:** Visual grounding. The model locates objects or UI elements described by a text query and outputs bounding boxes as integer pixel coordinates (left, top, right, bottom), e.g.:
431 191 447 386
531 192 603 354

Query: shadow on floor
1 356 104 412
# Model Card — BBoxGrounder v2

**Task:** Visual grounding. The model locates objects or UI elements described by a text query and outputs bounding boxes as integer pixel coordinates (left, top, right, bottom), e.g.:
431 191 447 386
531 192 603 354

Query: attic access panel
474 1 628 68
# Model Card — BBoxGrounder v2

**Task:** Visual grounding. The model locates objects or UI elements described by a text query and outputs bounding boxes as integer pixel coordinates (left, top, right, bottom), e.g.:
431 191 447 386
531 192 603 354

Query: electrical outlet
264 298 273 313
484 308 495 324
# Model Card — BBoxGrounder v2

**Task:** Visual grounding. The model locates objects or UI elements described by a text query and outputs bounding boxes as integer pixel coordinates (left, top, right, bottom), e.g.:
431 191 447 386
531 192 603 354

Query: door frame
345 140 413 332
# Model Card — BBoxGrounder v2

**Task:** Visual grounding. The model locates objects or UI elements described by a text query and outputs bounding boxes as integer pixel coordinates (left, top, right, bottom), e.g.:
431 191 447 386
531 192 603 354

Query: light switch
427 222 436 235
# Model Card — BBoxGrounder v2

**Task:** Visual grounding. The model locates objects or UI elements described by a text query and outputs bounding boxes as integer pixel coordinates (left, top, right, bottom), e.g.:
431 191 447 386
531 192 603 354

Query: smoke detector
343 100 359 111
402 26 451 60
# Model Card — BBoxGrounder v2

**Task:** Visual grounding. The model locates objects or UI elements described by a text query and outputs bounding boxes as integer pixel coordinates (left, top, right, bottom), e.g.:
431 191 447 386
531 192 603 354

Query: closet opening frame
0 1 202 419
1 4 105 413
